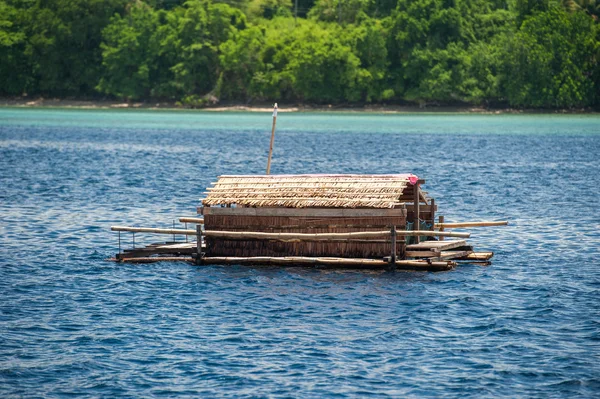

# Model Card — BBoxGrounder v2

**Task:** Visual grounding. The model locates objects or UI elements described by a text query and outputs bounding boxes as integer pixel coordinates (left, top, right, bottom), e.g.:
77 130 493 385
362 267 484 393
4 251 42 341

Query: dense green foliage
1 0 598 108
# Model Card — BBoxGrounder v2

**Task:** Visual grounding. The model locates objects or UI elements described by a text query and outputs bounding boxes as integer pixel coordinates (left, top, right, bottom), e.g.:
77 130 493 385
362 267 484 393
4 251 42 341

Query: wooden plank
406 240 467 251
179 217 204 224
156 243 197 249
406 251 440 258
454 252 494 261
111 226 197 235
438 250 470 260
200 207 406 218
406 250 469 260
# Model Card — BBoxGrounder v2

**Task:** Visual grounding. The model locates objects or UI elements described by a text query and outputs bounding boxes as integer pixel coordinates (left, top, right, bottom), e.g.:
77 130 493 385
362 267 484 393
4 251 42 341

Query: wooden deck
111 238 493 272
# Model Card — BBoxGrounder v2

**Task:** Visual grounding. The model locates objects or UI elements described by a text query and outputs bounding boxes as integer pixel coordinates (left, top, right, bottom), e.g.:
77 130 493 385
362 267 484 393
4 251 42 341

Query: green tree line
1 0 598 108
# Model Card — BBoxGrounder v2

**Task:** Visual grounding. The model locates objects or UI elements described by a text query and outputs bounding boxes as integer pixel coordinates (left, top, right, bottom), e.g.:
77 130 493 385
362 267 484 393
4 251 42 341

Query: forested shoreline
1 0 598 109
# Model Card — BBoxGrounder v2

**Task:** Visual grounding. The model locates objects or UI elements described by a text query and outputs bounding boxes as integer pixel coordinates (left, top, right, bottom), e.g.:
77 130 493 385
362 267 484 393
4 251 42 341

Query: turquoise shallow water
1 108 599 398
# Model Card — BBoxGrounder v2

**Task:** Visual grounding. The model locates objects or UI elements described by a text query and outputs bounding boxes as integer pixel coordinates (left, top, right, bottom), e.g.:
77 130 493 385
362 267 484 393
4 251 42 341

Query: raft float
110 173 507 272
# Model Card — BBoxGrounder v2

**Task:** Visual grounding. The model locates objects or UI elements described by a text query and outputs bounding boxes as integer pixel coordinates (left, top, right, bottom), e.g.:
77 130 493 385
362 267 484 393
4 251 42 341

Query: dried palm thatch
202 174 419 209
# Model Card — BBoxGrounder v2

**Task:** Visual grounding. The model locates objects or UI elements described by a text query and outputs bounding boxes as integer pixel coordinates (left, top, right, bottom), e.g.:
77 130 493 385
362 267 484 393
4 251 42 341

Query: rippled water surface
1 109 599 398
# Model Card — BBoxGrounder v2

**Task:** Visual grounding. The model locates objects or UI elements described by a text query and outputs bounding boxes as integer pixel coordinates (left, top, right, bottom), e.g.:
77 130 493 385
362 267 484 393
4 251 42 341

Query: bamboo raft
110 174 506 272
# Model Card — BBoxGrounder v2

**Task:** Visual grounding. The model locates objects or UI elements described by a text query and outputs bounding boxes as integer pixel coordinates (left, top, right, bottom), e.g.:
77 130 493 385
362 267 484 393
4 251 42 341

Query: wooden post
430 197 435 228
196 224 203 265
390 225 397 271
266 103 278 175
439 215 445 241
413 182 420 244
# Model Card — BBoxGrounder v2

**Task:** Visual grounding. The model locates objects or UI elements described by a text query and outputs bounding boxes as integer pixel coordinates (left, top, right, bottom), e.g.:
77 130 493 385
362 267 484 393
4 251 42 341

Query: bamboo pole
115 256 455 271
111 226 470 239
200 256 454 270
204 229 470 240
457 252 494 261
390 226 397 270
179 217 204 224
111 226 197 235
266 103 278 174
196 224 203 265
413 181 420 244
117 257 194 263
434 221 508 228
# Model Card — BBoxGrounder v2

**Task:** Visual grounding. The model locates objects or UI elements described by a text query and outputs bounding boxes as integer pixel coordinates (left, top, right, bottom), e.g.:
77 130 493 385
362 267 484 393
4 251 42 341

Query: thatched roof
201 174 419 208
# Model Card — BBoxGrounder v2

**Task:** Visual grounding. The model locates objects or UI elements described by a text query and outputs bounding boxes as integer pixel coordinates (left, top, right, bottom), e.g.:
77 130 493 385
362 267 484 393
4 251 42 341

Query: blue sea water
1 108 599 398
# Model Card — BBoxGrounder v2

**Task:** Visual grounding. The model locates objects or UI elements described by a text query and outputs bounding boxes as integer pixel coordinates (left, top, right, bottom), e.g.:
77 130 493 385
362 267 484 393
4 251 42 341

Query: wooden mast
266 103 278 174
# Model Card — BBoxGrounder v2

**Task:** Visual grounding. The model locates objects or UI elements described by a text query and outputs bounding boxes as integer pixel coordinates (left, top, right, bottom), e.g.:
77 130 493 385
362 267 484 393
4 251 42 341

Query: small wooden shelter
199 174 433 259
110 173 503 271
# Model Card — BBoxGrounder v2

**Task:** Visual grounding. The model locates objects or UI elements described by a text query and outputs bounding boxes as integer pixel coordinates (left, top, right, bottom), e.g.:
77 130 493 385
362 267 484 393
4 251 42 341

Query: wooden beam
202 223 401 230
114 255 454 271
200 256 452 271
455 252 494 261
211 175 422 184
202 197 407 205
434 221 508 228
406 251 440 258
200 207 406 217
196 224 203 265
438 251 471 260
266 103 277 174
406 240 467 251
207 184 408 191
203 192 409 198
179 217 204 224
111 226 196 235
204 230 469 241
413 182 420 244
390 225 397 269
117 257 194 263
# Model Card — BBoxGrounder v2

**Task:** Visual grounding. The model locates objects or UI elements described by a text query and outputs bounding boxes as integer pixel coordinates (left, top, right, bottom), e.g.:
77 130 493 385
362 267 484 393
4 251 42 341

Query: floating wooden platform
109 174 505 272
111 238 494 272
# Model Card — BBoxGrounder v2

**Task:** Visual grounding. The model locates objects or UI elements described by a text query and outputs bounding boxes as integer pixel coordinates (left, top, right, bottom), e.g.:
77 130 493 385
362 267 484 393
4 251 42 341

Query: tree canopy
1 0 598 108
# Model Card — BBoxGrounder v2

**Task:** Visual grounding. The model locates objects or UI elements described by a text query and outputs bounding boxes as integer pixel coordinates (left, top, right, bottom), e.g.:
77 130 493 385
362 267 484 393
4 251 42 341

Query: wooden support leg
439 215 445 241
390 225 397 271
413 182 420 244
196 224 203 265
